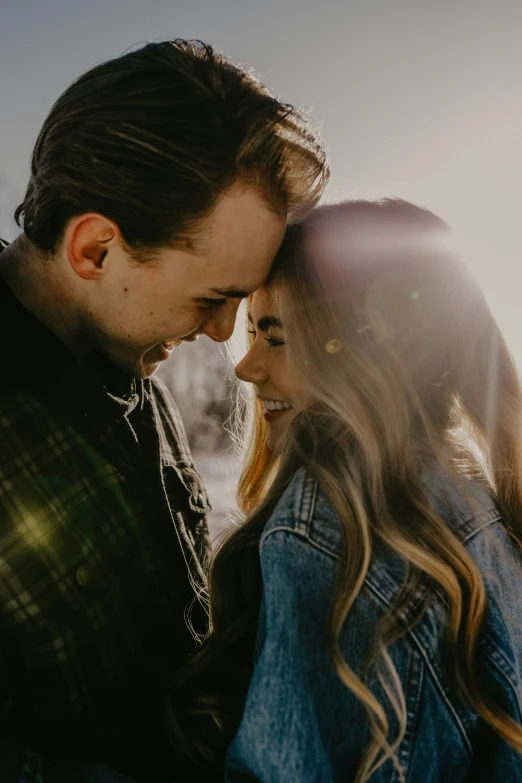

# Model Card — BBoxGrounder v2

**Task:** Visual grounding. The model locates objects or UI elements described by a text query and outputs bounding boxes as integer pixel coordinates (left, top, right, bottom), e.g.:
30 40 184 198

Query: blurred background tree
158 338 234 453
158 339 240 541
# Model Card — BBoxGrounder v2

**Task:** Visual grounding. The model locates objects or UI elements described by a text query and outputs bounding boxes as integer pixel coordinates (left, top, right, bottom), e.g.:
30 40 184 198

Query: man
0 39 328 781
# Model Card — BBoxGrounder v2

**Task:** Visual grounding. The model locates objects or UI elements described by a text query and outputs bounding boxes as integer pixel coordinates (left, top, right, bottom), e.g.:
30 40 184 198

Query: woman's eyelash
247 329 284 347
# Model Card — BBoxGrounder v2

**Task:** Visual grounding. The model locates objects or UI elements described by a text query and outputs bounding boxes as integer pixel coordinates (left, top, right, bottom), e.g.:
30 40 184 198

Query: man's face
80 183 286 378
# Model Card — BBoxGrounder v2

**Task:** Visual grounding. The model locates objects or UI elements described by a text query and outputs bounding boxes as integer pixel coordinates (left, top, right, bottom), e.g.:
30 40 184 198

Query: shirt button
76 565 92 587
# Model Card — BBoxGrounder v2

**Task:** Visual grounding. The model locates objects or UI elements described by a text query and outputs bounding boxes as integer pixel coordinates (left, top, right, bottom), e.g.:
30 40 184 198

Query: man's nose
202 301 241 343
235 344 269 385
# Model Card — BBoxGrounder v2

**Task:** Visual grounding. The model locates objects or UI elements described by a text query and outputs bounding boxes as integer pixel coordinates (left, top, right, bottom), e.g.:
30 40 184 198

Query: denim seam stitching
365 580 473 754
396 650 425 778
294 475 307 536
260 525 339 563
460 510 501 544
302 475 318 533
259 527 473 754
294 473 318 537
480 636 522 720
299 473 316 517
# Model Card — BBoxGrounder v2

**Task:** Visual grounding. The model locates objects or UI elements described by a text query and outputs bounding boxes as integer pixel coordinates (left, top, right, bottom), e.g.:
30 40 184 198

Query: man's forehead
194 232 277 294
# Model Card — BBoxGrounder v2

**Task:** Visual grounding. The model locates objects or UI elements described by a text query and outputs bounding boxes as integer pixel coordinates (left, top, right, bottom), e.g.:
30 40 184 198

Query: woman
171 199 522 782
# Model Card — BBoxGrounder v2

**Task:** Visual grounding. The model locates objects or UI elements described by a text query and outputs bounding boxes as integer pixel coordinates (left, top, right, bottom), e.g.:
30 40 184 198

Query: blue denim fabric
226 464 522 781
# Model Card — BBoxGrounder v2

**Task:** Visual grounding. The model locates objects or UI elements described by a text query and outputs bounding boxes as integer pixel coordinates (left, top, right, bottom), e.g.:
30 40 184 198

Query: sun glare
326 95 522 375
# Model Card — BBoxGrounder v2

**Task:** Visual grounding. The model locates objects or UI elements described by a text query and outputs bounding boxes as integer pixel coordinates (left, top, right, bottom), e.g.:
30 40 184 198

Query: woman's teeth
263 399 292 411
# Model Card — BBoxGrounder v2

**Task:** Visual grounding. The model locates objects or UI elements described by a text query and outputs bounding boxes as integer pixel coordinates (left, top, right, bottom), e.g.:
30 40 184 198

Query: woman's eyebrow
247 313 284 331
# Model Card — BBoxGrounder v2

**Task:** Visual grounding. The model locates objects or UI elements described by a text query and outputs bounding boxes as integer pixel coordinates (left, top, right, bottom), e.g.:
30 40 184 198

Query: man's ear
65 213 122 280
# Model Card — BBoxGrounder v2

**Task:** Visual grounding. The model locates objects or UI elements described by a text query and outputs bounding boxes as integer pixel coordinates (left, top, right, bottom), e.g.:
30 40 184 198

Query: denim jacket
226 465 522 782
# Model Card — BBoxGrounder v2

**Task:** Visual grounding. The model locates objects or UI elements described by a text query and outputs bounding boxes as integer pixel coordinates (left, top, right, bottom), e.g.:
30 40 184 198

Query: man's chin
93 342 170 380
100 349 161 380
139 343 173 378
126 361 162 380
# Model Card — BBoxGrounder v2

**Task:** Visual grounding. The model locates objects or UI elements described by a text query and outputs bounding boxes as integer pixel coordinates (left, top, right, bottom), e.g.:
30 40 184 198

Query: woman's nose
235 345 269 384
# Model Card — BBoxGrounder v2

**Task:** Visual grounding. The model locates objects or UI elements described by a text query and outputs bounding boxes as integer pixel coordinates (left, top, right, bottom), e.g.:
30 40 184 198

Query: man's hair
15 39 328 256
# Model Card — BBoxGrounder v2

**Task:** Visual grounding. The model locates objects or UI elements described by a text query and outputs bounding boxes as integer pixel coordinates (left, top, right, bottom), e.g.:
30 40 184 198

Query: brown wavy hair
169 199 522 780
15 39 328 258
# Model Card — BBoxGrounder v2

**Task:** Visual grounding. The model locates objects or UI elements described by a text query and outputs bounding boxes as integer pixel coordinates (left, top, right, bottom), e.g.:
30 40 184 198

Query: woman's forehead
250 286 276 316
249 286 284 329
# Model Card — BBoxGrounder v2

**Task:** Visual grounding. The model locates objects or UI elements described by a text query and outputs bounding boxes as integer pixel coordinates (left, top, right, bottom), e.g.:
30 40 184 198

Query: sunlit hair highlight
169 199 522 779
15 39 328 258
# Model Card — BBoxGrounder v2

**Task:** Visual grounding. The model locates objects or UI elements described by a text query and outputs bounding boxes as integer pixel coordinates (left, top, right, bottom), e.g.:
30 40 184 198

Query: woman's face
235 286 315 451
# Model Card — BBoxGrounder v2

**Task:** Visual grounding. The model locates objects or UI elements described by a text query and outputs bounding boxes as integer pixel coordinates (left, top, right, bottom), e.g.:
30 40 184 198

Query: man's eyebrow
209 287 250 299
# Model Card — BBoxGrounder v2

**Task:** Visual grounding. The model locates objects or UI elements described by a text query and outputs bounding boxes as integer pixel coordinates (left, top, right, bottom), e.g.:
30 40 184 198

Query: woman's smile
258 396 293 422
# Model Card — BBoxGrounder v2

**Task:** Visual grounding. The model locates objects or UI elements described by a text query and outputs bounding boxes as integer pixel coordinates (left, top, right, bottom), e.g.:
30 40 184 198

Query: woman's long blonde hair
169 199 522 780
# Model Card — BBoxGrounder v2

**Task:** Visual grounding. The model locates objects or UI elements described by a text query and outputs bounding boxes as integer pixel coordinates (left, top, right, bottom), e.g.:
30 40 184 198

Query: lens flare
326 338 342 354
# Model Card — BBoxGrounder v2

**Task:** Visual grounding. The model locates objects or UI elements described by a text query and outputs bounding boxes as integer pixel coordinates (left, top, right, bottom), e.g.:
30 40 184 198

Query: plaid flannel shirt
0 240 211 778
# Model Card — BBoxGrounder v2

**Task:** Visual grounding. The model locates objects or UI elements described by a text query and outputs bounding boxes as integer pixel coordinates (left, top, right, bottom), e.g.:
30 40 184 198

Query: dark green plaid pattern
0 241 211 772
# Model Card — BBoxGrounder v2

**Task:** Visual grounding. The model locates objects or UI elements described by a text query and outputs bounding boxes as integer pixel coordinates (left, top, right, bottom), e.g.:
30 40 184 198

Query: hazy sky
1 0 521 359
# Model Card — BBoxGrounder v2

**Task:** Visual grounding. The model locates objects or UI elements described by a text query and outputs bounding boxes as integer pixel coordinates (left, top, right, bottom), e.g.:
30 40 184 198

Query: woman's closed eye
248 329 284 348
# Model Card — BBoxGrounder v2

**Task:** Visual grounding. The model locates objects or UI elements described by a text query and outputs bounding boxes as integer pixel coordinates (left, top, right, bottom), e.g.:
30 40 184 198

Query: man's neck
0 235 89 358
